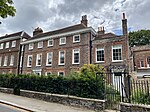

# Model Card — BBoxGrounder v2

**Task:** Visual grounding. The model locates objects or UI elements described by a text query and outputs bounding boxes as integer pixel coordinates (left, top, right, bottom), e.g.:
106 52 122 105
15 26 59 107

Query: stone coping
120 102 150 109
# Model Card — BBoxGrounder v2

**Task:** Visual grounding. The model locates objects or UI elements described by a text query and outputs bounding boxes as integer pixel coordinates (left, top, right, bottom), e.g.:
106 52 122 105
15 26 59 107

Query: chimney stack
33 27 43 36
98 26 105 35
122 13 128 35
81 15 88 27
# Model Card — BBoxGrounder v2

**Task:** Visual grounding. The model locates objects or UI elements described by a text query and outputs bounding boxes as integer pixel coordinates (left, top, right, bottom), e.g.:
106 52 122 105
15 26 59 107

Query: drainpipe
90 33 92 64
17 44 22 75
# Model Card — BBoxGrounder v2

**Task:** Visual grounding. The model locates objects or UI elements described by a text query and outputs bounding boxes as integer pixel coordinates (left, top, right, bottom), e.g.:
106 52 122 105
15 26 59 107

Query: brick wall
22 32 91 75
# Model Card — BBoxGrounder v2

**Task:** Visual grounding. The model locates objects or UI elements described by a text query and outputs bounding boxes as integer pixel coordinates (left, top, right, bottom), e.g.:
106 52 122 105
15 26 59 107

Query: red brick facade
0 14 130 76
131 45 150 78
0 32 30 74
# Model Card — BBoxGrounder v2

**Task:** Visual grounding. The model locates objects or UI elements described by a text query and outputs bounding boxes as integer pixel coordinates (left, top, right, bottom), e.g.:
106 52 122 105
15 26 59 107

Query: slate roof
0 31 31 40
28 23 86 40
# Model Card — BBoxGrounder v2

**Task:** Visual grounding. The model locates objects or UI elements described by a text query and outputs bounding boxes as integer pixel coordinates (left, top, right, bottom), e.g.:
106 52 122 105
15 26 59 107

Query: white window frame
20 56 23 67
46 52 53 66
58 71 65 76
147 57 150 68
112 45 123 62
10 55 14 66
72 49 80 64
29 43 34 50
27 55 32 67
140 60 145 68
96 48 104 63
45 72 52 76
0 56 2 66
38 41 43 48
59 37 66 45
0 43 4 49
59 51 65 65
48 38 53 47
11 40 16 48
3 56 8 66
5 42 9 49
73 35 80 43
36 53 42 66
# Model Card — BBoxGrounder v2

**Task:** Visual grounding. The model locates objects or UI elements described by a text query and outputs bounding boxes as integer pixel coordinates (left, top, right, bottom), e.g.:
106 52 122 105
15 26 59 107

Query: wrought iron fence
130 79 150 105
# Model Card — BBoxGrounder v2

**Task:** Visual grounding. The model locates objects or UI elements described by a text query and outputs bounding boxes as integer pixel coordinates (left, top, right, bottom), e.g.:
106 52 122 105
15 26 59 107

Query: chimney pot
123 13 126 20
33 27 43 36
98 26 105 35
81 15 88 27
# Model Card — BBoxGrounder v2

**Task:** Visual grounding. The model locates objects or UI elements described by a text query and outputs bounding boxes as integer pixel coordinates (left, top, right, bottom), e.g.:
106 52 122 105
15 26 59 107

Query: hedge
0 73 105 99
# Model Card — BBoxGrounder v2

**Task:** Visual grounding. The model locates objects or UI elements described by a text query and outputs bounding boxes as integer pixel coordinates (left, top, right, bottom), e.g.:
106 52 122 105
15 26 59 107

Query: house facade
0 31 30 74
131 45 150 78
21 14 129 76
21 15 97 76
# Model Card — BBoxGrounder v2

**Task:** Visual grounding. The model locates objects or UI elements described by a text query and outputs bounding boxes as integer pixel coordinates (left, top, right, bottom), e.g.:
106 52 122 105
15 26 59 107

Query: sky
0 0 150 37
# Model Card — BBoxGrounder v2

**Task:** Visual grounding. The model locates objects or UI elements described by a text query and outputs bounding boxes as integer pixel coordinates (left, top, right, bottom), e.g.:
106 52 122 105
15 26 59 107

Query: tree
129 30 150 47
0 0 16 18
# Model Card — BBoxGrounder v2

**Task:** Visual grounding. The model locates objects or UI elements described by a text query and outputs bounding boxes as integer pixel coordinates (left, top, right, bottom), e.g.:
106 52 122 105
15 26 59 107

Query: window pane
97 48 104 62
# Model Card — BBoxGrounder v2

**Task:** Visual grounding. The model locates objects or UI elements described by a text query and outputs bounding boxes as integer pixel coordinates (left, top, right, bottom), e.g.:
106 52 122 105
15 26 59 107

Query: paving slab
0 92 95 112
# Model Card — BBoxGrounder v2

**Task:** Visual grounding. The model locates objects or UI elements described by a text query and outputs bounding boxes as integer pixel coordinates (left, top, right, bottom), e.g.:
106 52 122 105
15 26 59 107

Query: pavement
0 92 119 112
0 92 96 112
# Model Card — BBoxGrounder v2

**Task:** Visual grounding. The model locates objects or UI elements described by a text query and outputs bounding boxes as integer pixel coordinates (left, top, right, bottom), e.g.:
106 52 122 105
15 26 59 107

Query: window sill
59 64 65 66
112 60 123 62
72 63 80 65
96 61 104 63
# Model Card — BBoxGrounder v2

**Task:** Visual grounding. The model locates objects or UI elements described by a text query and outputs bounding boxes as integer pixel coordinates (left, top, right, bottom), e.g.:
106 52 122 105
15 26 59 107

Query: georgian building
0 31 30 74
131 45 150 78
21 14 129 76
21 15 97 76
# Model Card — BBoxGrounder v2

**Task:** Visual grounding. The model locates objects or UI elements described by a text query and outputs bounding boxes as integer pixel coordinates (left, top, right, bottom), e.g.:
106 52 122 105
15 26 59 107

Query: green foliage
106 85 121 104
131 89 150 104
0 0 16 18
129 30 150 47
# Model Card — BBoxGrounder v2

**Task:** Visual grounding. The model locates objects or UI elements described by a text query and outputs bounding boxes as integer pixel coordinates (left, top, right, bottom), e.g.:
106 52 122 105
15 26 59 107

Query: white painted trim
72 48 80 64
37 41 43 48
58 71 65 76
36 53 42 66
47 38 53 47
58 50 65 65
73 34 80 43
27 55 32 67
46 52 53 66
112 44 123 62
96 48 104 63
21 27 96 44
11 40 16 48
59 37 66 45
0 36 21 42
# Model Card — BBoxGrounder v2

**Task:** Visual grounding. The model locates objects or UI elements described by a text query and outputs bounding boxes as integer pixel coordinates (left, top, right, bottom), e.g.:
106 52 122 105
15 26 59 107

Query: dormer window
38 41 43 48
73 35 80 43
59 37 66 45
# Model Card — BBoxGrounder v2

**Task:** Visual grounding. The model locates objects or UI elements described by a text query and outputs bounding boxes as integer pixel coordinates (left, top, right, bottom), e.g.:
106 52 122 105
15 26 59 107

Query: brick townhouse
0 31 30 74
21 15 97 76
21 13 129 76
93 13 129 74
131 45 150 78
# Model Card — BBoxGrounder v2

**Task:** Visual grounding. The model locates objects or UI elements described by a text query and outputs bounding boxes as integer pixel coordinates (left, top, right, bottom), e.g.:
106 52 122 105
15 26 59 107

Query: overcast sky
0 0 150 36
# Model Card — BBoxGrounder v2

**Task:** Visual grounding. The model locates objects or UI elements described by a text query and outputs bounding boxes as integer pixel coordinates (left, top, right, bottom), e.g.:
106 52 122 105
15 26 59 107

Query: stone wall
0 87 105 111
120 102 150 112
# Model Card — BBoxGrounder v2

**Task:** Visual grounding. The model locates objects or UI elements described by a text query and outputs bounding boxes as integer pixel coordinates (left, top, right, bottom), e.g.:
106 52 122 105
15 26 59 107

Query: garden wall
0 87 105 111
120 102 150 112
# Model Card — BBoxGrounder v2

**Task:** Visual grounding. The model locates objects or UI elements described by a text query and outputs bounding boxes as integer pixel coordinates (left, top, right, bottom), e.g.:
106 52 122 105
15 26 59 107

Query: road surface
0 103 27 112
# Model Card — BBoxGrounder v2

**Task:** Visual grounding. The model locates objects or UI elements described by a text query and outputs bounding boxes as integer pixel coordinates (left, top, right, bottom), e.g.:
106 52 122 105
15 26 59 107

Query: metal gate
97 72 131 110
